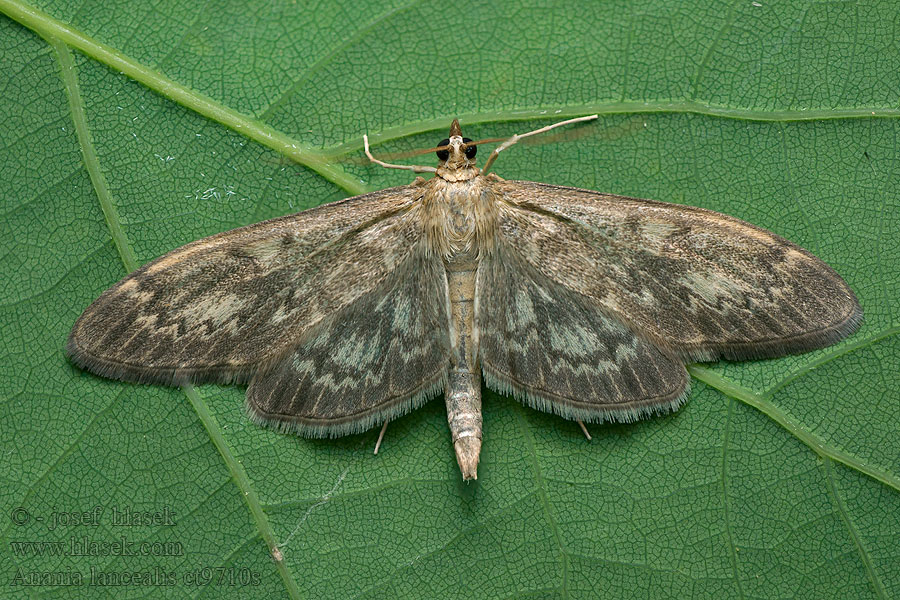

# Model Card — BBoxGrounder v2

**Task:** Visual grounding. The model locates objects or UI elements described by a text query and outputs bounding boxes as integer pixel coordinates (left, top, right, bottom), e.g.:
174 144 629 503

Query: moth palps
68 116 862 481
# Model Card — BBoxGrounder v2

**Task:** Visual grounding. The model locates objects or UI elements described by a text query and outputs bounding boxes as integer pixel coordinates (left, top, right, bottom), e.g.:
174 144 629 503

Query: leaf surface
1 1 898 598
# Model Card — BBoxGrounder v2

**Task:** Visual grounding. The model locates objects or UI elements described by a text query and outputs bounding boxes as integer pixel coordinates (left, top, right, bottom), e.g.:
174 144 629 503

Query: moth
68 116 862 481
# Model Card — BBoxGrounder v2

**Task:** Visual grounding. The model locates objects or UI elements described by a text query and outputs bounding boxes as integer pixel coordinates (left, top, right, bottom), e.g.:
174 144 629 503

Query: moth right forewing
494 181 862 361
476 246 689 423
246 245 451 437
67 185 425 386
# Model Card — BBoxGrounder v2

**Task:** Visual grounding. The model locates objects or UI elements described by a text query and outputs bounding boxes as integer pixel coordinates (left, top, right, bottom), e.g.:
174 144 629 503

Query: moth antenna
373 420 389 454
481 114 599 174
577 420 592 441
462 137 506 149
381 140 502 160
379 143 454 160
364 134 438 174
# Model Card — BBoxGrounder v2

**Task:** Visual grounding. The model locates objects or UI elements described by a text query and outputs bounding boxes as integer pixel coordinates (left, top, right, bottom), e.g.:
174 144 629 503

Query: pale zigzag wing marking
67 185 425 385
494 181 863 361
246 246 451 437
477 247 689 423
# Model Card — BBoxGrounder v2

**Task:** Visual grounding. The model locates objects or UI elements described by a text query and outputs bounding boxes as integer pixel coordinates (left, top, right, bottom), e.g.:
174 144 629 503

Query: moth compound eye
436 138 450 161
462 138 476 159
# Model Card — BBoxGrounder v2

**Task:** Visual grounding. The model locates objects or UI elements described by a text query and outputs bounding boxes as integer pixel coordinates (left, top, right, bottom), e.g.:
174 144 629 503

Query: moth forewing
69 116 862 482
491 181 863 362
66 186 424 385
244 243 452 438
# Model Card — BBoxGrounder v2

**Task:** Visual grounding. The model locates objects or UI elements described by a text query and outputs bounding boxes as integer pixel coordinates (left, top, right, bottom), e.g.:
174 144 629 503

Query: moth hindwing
69 117 862 481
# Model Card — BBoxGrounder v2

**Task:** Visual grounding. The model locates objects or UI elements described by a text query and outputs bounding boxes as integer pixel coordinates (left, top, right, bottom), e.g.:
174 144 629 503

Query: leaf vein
720 399 747 599
690 363 900 493
514 406 569 599
259 0 427 121
53 39 137 272
822 458 888 600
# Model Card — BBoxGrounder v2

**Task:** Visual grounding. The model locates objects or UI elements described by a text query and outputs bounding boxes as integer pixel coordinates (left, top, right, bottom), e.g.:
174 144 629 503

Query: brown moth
68 116 862 481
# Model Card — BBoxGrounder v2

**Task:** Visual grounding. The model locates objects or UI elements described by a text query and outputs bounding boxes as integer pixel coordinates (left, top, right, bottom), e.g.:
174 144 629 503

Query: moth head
435 118 477 170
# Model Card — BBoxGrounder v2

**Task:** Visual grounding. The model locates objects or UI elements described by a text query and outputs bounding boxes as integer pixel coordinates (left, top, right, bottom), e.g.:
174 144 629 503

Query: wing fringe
66 333 257 386
482 365 690 425
244 371 446 438
667 301 864 363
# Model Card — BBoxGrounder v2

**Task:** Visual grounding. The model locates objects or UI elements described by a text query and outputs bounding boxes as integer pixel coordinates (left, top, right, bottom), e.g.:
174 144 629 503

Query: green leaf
1 0 898 598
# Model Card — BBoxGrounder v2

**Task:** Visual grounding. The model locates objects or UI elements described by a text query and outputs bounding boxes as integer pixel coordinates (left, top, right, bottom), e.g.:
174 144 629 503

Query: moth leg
577 420 592 441
481 114 598 173
373 421 389 455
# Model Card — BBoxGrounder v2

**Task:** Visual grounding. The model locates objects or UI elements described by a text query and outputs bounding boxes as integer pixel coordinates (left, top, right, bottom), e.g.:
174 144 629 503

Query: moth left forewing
493 181 862 361
67 185 425 386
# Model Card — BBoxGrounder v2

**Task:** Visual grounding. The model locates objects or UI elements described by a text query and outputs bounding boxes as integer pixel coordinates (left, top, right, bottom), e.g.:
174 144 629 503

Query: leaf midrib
0 0 368 197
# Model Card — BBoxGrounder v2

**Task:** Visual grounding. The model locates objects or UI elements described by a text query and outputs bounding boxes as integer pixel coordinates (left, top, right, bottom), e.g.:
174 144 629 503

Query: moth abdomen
445 369 482 481
443 240 483 479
